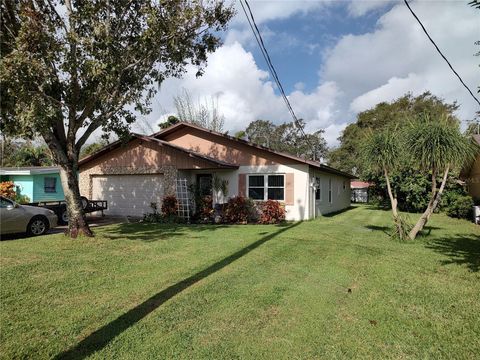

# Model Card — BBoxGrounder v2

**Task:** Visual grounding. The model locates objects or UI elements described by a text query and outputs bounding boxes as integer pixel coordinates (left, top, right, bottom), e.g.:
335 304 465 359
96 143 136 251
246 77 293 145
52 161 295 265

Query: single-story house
461 134 480 204
78 122 355 220
351 180 371 203
0 166 64 203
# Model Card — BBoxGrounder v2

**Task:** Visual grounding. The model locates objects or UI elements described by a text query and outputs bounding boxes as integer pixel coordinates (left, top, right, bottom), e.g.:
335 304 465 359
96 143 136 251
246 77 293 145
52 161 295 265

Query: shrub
161 195 178 217
259 200 285 224
197 195 214 223
0 181 16 200
222 196 256 224
445 195 473 219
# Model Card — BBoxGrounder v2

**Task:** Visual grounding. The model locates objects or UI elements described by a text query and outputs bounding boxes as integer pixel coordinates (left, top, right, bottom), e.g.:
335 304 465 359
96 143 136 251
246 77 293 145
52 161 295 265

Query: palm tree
404 114 477 239
360 129 402 221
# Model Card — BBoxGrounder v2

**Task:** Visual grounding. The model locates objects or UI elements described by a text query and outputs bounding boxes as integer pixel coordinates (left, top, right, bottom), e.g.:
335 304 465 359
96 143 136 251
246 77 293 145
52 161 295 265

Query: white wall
179 164 310 221
309 169 351 217
178 165 350 221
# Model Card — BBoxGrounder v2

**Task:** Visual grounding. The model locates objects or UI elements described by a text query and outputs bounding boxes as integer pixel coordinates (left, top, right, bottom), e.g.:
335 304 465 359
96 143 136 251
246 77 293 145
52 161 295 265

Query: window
315 177 321 200
248 174 285 201
44 177 57 193
197 174 212 196
328 178 332 203
343 181 346 190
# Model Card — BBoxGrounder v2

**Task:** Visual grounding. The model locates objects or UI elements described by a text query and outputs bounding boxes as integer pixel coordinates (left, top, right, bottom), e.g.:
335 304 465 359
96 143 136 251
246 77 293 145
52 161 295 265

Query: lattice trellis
176 178 190 222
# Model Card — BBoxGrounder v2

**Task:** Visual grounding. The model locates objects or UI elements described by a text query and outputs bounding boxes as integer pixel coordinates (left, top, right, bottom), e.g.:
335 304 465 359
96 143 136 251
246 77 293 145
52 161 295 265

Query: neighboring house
461 134 480 204
351 181 371 203
0 166 64 203
78 122 354 220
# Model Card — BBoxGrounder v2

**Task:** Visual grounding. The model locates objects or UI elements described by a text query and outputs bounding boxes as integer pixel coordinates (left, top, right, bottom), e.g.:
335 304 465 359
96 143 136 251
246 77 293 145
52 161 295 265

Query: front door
197 174 213 197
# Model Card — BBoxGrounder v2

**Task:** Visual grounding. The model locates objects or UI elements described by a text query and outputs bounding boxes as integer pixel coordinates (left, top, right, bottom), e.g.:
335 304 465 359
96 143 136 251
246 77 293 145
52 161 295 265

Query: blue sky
138 0 479 146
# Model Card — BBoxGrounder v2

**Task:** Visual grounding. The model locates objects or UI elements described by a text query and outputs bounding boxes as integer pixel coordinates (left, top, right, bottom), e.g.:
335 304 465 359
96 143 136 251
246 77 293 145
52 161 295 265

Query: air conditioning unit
474 206 480 225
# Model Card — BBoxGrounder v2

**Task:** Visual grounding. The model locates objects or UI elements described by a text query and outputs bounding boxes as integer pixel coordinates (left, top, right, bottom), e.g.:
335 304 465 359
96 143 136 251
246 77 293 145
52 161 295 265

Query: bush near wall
258 200 285 224
222 196 257 224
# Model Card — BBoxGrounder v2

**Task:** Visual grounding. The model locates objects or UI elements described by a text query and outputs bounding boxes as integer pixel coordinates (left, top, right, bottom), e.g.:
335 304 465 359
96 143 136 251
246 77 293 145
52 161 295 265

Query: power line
403 0 480 107
239 0 310 140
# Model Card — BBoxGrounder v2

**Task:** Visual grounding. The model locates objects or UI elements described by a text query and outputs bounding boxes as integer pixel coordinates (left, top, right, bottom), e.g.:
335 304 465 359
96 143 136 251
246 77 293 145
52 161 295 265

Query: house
461 134 480 204
0 166 64 203
78 122 355 220
350 180 371 203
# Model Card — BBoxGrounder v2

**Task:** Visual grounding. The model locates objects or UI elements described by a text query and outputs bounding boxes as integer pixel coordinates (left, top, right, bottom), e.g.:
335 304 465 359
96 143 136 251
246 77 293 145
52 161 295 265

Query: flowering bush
259 200 285 224
161 195 178 217
222 196 256 224
0 181 16 200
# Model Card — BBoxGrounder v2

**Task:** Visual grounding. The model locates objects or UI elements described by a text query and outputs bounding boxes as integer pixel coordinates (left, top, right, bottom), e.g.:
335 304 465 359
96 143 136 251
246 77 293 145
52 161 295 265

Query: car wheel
60 208 69 224
81 196 89 209
27 216 49 236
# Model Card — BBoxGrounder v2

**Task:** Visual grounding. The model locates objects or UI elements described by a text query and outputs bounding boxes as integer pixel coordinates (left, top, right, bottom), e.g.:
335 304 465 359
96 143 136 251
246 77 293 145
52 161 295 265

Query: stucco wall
178 164 311 221
310 169 351 217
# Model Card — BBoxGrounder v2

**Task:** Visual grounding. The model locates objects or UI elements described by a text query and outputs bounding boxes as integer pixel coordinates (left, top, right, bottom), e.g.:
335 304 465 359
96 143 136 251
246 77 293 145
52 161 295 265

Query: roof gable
155 122 355 178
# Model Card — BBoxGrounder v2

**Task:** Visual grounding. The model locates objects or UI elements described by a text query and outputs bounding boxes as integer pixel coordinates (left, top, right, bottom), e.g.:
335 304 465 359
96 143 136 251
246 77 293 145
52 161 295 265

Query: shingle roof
78 133 238 169
154 122 356 179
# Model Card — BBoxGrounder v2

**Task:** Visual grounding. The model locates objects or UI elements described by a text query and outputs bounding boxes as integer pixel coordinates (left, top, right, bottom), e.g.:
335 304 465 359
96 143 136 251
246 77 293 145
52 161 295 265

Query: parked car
0 196 58 236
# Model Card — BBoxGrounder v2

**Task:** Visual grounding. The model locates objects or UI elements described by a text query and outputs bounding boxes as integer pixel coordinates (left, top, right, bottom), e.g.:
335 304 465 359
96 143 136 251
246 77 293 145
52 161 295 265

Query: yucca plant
360 128 406 237
404 114 477 239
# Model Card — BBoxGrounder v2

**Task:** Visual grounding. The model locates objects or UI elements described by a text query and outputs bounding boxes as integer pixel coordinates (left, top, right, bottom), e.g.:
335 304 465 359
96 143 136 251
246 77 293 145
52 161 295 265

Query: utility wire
403 0 480 107
239 0 311 142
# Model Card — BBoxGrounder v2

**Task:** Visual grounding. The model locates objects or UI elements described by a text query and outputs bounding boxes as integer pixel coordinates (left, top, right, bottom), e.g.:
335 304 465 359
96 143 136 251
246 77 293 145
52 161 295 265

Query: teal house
0 166 65 203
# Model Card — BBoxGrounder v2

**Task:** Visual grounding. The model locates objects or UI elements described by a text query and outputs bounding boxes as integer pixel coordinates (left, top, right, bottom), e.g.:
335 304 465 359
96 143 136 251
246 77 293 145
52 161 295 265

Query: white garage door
92 174 164 217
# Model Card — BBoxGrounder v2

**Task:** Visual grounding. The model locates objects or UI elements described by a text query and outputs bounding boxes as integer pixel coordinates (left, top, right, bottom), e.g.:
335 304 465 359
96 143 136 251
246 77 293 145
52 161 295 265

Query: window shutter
238 174 246 197
285 173 294 205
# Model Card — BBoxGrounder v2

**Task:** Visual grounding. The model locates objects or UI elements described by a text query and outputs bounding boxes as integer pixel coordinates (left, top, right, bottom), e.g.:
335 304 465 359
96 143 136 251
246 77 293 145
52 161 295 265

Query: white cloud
145 42 340 138
322 0 479 123
137 0 479 149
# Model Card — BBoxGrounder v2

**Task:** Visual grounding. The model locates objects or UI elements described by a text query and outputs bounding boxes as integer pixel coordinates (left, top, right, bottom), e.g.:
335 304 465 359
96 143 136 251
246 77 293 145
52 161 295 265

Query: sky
133 0 480 147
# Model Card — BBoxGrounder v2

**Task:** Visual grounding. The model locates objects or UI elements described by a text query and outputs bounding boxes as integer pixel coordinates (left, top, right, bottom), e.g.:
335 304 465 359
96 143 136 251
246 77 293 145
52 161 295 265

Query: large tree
327 92 459 175
244 119 327 161
404 115 476 239
0 0 234 237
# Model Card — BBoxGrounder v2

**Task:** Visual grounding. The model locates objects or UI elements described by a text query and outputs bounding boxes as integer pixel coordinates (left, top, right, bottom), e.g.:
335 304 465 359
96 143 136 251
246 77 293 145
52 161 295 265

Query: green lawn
1 205 479 359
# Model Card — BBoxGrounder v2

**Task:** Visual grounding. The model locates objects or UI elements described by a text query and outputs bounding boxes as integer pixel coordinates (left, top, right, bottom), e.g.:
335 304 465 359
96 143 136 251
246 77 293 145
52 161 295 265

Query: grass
1 205 479 359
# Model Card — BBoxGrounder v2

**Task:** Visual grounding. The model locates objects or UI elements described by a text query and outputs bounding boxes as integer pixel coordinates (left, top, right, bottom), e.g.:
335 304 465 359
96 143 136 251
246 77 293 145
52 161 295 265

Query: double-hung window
44 177 57 193
248 174 285 201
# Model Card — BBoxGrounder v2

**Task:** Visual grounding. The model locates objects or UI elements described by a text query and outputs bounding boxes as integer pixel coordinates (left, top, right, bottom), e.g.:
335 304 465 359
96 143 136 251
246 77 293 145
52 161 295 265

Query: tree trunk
59 163 94 238
409 166 449 240
384 168 398 219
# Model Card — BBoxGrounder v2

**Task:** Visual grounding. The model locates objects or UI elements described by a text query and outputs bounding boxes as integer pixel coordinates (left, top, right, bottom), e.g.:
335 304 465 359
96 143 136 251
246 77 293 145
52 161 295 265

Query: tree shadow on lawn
54 221 301 360
321 206 356 217
99 222 230 242
426 233 480 272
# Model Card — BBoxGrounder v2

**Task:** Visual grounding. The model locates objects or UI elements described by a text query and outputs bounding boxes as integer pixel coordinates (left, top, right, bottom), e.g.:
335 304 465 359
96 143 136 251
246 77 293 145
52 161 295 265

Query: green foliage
360 129 401 174
80 139 109 159
366 168 468 213
444 194 474 219
327 92 459 175
158 115 180 130
244 119 327 161
0 0 234 234
404 114 475 172
0 139 53 167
